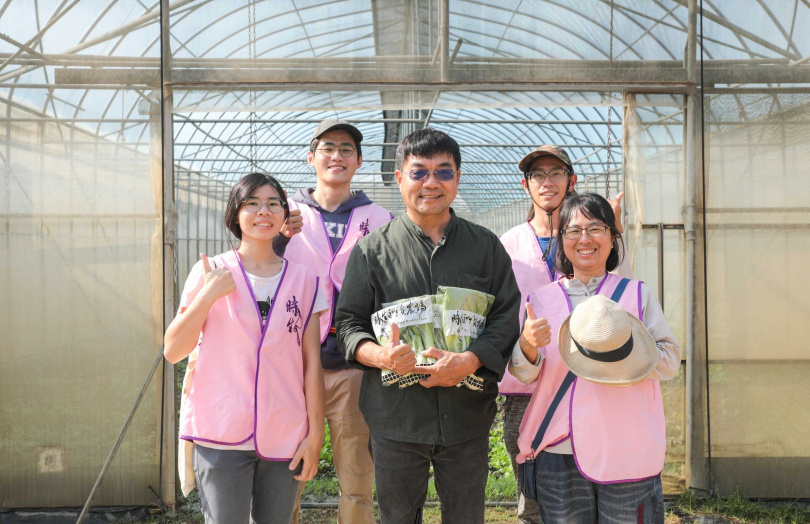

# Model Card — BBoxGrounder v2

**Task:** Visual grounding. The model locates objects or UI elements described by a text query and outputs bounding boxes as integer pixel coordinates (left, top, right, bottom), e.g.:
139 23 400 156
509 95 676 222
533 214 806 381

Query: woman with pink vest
510 193 680 523
499 145 630 524
164 173 327 524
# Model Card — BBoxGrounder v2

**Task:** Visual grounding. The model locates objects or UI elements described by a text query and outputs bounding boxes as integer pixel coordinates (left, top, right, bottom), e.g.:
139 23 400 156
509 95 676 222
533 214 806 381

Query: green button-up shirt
336 210 520 445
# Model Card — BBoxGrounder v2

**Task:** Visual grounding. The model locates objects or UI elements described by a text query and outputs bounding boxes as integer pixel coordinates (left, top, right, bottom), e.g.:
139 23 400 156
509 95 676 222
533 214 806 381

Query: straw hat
558 295 658 386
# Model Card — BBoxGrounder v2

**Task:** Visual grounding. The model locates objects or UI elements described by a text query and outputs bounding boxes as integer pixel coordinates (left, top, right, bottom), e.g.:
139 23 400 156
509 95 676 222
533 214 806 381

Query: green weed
671 489 810 523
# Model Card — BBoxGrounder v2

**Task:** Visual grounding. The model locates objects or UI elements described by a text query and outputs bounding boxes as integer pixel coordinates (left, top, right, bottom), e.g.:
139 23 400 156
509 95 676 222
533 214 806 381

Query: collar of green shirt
401 207 460 241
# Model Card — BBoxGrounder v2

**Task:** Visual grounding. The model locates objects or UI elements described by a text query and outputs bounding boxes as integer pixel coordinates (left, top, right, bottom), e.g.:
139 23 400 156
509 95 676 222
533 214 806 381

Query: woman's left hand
289 431 324 481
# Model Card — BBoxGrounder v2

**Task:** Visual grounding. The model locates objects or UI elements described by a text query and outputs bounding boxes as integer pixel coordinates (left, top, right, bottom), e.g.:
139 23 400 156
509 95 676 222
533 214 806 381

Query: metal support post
439 0 450 82
658 222 665 309
159 0 178 509
686 0 697 85
684 0 709 495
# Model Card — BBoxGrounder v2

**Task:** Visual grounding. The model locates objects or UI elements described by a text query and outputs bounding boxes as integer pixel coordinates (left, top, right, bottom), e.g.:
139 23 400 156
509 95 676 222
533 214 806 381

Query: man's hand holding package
357 323 418 375
418 348 482 388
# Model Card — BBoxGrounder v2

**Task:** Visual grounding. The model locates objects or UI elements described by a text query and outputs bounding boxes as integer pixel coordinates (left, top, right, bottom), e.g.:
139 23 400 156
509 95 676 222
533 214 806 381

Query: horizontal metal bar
174 118 623 125
1 52 791 67
635 224 686 229
0 83 143 89
181 118 425 124
175 173 536 179
9 117 791 126
0 213 158 218
54 66 689 85
1 118 150 123
174 157 619 165
704 207 810 213
172 142 639 148
10 80 694 94
51 64 810 87
705 86 810 94
37 141 151 145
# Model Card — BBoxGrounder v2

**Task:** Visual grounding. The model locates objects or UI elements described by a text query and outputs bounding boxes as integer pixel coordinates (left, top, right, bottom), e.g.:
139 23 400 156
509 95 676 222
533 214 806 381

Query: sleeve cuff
508 340 544 384
341 332 377 367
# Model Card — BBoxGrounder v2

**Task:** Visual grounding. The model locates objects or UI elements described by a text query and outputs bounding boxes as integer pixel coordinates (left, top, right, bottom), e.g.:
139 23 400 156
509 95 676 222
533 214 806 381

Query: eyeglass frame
315 145 358 157
404 168 459 182
524 167 571 184
240 197 286 214
561 225 610 240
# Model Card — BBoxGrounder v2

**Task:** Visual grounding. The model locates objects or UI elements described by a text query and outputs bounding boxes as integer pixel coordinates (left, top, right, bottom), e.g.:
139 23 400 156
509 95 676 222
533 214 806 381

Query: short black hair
395 127 461 171
224 172 289 240
309 133 362 157
555 192 624 276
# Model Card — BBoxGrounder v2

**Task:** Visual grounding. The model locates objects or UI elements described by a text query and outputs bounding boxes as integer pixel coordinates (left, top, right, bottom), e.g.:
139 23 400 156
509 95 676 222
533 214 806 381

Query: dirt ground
160 504 807 524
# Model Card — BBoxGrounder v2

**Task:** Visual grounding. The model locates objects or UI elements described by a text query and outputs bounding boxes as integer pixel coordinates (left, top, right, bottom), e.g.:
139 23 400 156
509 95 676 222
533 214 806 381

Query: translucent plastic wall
704 92 810 497
0 95 164 506
623 94 687 492
0 6 165 507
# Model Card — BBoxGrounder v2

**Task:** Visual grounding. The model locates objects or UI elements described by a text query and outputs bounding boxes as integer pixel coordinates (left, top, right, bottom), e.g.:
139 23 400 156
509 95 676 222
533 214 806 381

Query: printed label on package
372 297 433 339
444 310 487 338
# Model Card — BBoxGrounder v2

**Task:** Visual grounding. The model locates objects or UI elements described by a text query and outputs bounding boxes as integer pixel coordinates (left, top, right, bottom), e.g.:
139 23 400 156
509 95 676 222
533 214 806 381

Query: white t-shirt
247 261 329 328
182 259 328 452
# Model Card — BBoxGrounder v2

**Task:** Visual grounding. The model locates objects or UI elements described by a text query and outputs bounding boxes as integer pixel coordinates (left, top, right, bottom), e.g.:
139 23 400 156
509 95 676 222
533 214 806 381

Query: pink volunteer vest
179 250 320 461
499 222 559 395
516 274 666 484
284 200 392 343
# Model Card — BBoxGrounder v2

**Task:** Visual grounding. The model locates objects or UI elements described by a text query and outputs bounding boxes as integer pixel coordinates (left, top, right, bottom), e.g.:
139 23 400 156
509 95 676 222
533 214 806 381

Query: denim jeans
532 451 664 524
370 433 489 524
193 445 302 524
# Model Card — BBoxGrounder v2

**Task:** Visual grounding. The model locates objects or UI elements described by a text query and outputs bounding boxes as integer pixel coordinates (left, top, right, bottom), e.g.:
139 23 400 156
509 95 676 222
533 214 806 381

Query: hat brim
558 311 658 387
312 123 363 145
518 150 573 174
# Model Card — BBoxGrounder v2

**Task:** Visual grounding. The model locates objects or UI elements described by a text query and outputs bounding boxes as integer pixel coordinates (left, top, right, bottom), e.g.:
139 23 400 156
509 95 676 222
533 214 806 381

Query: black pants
370 433 489 524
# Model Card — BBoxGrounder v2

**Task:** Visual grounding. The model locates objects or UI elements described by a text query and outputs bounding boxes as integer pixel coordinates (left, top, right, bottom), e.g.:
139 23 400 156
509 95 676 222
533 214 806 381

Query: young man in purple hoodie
274 119 392 524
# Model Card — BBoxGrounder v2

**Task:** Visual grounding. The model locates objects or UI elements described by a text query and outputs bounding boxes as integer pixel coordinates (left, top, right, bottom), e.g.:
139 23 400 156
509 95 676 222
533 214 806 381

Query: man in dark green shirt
336 128 520 524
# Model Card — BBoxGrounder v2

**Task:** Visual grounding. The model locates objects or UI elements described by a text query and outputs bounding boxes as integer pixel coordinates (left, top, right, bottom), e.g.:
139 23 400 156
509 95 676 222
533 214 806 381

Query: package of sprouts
371 287 495 390
371 295 436 387
434 286 495 391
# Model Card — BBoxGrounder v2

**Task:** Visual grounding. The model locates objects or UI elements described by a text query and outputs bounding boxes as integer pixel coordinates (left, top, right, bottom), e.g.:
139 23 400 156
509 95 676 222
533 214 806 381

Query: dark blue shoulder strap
609 277 631 303
530 371 575 455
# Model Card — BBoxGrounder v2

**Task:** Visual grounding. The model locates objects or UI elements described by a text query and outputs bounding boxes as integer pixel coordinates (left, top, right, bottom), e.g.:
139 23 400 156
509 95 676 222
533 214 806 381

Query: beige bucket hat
559 295 658 386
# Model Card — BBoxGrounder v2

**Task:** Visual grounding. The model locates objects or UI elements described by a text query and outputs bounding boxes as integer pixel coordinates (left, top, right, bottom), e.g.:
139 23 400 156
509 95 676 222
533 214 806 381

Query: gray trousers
502 395 543 524
193 445 302 524
533 452 664 524
370 433 490 524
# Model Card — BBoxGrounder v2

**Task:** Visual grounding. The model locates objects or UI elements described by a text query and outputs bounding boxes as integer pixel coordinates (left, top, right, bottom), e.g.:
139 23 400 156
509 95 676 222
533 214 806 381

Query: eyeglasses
561 225 609 240
316 146 357 157
241 197 285 214
405 169 458 182
526 168 570 184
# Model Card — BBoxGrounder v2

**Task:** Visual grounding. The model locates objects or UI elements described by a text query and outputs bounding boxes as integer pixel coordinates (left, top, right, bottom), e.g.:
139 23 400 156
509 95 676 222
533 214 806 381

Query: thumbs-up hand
608 191 625 233
378 323 417 375
280 208 303 238
199 253 236 303
521 302 551 349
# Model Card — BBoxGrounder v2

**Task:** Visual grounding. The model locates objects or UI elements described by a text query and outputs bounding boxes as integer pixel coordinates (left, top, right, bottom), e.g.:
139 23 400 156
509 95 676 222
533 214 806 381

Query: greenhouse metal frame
1 0 808 510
